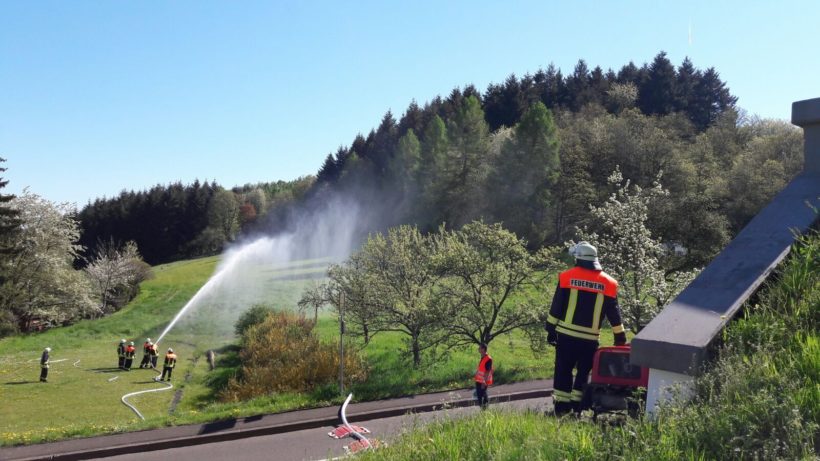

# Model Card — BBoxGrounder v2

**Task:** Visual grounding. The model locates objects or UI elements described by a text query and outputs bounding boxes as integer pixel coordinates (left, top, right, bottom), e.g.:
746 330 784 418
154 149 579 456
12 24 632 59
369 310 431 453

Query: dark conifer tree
638 52 677 115
0 158 21 258
587 66 610 107
675 57 700 116
537 65 566 109
617 61 640 84
484 74 526 130
317 154 340 184
397 100 425 138
350 134 367 160
368 111 398 180
691 67 738 130
565 60 591 111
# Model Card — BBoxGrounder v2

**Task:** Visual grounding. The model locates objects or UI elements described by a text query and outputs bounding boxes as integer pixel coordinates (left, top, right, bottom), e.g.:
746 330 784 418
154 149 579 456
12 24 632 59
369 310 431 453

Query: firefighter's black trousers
474 382 489 409
161 366 174 381
553 333 598 411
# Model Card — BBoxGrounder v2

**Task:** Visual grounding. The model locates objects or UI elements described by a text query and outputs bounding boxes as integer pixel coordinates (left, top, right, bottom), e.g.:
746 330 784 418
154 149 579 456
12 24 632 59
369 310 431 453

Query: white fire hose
120 367 174 420
340 393 371 450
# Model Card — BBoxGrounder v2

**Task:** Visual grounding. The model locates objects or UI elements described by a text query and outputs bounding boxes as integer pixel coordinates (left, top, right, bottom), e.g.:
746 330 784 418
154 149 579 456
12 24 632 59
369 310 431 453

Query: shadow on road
198 419 238 435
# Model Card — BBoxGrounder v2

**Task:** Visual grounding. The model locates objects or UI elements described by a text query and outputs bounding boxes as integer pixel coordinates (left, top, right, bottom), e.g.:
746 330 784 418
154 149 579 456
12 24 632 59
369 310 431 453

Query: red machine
581 345 648 418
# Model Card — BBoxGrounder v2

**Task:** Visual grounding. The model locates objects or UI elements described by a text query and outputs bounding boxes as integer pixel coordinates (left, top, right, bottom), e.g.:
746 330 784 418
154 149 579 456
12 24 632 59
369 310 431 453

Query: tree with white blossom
84 239 152 317
575 168 698 332
0 190 96 333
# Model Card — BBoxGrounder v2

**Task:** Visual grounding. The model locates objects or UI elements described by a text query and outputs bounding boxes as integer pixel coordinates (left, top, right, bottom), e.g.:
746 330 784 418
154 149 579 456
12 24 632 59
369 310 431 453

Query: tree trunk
412 334 421 367
481 331 493 346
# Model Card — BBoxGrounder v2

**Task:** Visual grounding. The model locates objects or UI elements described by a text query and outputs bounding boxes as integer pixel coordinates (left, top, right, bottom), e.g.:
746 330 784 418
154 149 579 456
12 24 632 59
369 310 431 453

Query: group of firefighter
116 338 177 381
37 340 178 383
475 241 628 417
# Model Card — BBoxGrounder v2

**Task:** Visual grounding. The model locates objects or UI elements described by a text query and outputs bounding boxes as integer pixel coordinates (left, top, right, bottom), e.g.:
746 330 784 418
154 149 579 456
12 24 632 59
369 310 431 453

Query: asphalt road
100 396 553 461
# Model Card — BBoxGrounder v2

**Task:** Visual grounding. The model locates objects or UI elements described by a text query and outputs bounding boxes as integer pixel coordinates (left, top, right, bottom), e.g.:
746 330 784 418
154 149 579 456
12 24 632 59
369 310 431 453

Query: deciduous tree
575 169 698 332
0 190 96 333
84 239 151 316
434 222 561 346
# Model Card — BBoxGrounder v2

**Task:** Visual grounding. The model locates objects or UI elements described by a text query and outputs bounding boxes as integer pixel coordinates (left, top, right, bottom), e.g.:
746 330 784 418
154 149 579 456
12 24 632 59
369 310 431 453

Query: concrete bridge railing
631 97 820 412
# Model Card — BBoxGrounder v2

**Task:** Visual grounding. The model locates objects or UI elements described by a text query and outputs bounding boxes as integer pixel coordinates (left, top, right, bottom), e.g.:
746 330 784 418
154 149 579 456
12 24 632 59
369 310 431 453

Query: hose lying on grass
121 369 174 420
26 358 68 364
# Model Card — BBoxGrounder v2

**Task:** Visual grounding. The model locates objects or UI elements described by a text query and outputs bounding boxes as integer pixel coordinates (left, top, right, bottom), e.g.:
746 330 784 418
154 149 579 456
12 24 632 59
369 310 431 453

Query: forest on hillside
81 52 800 268
0 52 804 334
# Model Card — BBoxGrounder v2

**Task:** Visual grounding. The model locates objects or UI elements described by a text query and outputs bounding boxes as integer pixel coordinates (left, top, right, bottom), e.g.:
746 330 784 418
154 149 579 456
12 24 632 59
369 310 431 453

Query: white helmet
570 241 602 270
44 347 51 352
146 338 152 342
167 348 174 353
120 339 126 343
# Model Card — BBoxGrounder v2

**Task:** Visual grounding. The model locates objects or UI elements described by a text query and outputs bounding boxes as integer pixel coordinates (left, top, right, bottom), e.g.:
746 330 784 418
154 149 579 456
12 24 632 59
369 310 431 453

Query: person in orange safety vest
474 342 494 409
160 348 177 381
124 341 136 371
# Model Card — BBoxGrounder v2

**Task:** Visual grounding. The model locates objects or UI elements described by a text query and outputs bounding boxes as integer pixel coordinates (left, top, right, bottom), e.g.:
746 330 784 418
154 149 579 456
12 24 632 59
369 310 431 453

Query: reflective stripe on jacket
547 266 625 342
474 354 493 385
164 353 177 368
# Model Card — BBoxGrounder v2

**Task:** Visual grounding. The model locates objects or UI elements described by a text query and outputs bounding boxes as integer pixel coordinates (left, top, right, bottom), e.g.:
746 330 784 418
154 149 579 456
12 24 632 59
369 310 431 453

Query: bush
234 304 276 337
221 310 367 401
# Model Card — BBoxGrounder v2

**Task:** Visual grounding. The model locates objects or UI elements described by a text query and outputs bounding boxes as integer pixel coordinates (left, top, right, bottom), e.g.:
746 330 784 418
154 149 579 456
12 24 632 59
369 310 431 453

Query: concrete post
645 369 694 413
792 97 820 174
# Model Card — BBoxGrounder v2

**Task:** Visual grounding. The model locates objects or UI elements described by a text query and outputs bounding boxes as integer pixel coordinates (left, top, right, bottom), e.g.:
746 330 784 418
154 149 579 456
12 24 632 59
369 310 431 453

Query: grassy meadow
0 253 571 446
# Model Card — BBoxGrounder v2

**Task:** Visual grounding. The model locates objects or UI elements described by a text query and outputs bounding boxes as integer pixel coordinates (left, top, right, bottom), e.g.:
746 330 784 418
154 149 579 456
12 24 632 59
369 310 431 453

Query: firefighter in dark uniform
140 338 152 368
545 241 627 416
148 342 159 369
160 348 177 381
40 347 51 382
124 341 136 371
117 339 126 369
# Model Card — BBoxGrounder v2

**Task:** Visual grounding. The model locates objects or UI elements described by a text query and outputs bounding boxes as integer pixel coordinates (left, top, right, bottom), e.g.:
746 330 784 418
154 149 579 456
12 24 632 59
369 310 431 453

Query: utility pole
339 291 345 396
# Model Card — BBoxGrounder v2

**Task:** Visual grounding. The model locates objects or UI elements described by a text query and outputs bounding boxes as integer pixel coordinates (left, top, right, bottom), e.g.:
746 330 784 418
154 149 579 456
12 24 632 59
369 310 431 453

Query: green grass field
0 254 578 446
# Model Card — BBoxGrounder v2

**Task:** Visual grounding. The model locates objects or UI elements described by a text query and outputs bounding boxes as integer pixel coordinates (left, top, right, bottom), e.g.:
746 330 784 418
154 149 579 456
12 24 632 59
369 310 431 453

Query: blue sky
2 1 817 206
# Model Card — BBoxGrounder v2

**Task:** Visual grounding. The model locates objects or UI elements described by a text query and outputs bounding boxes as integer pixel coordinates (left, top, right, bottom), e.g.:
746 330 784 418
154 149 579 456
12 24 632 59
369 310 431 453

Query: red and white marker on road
328 424 371 439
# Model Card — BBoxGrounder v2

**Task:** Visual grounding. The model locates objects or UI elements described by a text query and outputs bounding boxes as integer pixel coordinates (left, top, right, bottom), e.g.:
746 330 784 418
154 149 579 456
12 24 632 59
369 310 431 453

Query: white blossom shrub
575 168 699 332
